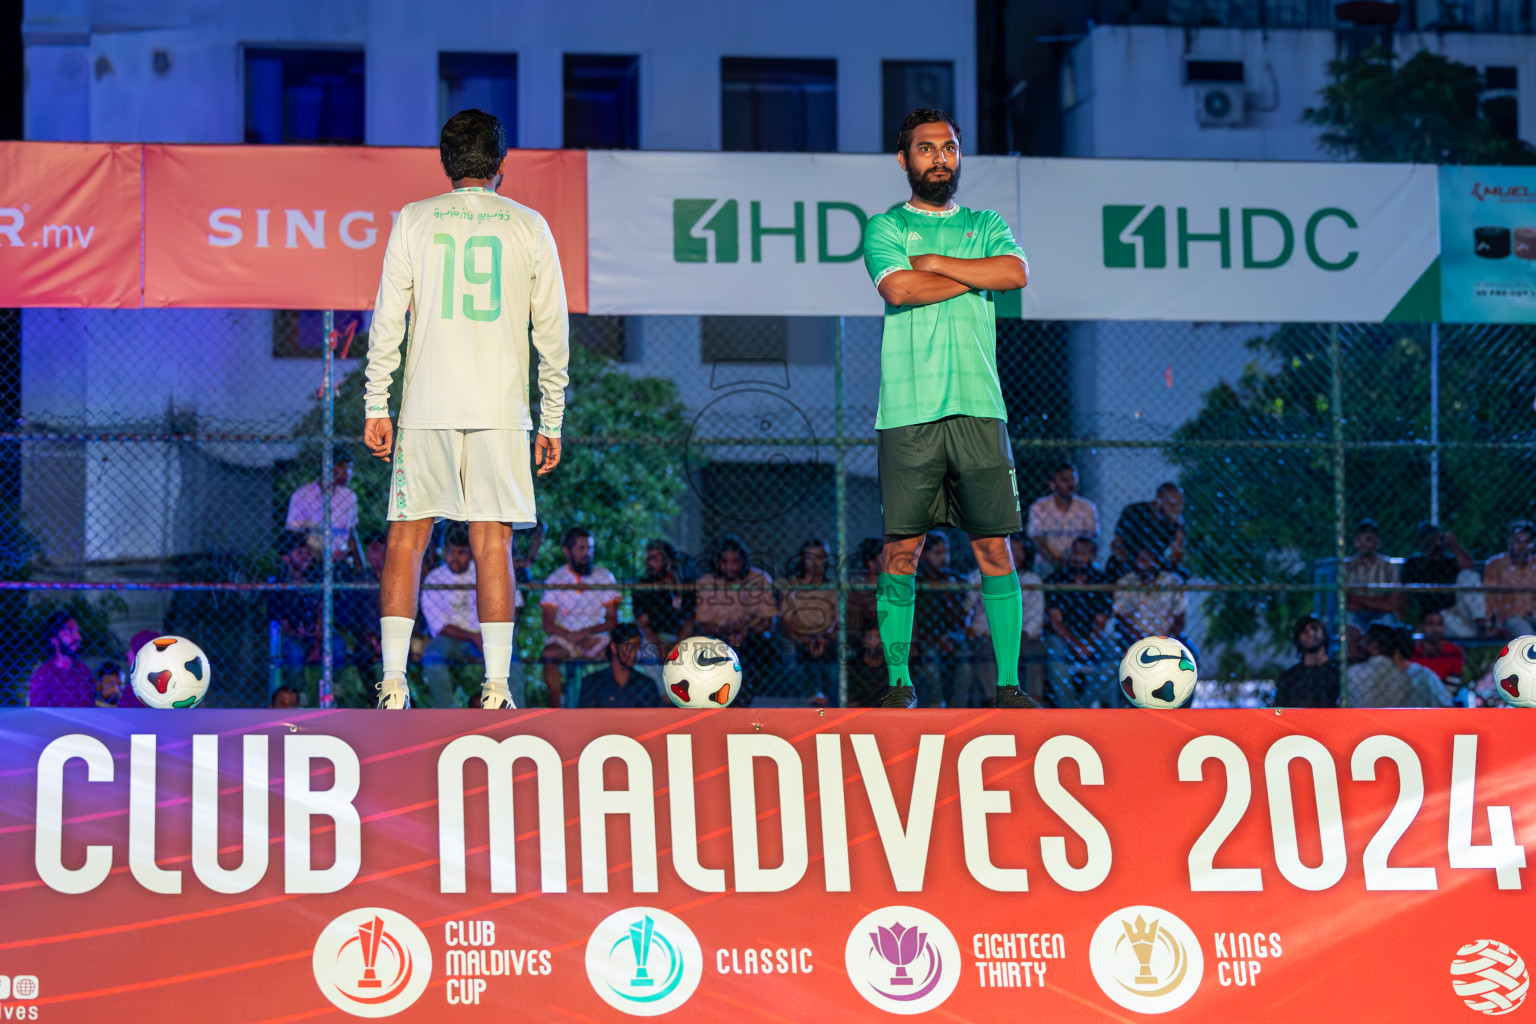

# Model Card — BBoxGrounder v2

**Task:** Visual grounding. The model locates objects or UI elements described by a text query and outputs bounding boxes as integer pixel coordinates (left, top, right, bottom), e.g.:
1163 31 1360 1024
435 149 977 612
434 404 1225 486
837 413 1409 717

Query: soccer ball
663 636 742 708
131 636 211 709
1491 636 1536 708
1120 635 1198 709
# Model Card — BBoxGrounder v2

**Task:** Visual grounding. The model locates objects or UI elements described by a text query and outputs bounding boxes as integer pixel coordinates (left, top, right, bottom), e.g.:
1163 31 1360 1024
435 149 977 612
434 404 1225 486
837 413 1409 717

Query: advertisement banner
1 708 1531 1022
0 142 143 308
586 152 1020 316
1438 166 1536 323
143 146 588 312
1016 158 1442 322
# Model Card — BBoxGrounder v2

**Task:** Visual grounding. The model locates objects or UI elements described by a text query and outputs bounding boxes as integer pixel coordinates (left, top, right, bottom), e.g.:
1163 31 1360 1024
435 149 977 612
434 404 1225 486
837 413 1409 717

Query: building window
882 61 954 152
1484 66 1519 140
439 53 518 143
701 316 789 362
244 48 365 144
721 58 836 152
565 55 639 149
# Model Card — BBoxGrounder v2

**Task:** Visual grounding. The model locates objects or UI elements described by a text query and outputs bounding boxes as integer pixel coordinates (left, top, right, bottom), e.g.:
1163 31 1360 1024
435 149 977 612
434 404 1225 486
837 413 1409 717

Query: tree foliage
1303 47 1536 165
283 343 689 560
1170 323 1536 660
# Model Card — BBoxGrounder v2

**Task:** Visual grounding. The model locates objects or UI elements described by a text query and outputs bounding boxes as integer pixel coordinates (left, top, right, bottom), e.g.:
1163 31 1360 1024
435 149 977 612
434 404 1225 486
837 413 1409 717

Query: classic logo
585 907 703 1016
844 906 961 1015
1088 905 1204 1013
673 198 871 263
1101 204 1359 271
312 908 432 1018
1451 940 1529 1015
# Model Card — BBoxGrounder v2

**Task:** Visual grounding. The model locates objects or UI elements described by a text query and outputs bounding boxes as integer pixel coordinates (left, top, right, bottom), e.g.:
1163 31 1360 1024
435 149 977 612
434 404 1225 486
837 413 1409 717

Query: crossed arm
876 253 1029 308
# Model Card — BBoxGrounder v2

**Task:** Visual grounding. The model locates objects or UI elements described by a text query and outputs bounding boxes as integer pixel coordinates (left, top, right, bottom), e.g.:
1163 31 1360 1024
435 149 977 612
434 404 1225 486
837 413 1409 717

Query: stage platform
1 708 1529 1022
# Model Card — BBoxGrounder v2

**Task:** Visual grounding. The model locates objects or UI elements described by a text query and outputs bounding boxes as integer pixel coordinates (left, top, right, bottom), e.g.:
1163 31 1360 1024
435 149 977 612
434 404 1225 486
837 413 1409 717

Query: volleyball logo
1451 940 1529 1016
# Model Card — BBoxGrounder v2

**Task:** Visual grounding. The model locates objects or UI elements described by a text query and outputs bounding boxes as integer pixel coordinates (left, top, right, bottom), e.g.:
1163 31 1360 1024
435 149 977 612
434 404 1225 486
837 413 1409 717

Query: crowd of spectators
25 443 1536 712
1270 517 1536 708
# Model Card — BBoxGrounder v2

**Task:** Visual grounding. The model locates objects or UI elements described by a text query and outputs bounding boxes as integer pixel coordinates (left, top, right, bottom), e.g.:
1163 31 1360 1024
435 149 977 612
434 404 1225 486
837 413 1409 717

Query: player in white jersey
362 109 570 710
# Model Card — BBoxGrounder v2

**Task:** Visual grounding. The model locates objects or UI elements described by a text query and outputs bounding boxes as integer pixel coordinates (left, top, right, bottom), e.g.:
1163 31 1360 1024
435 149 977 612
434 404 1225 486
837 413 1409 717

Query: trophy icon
629 916 657 988
356 916 386 989
1123 915 1161 987
871 922 928 986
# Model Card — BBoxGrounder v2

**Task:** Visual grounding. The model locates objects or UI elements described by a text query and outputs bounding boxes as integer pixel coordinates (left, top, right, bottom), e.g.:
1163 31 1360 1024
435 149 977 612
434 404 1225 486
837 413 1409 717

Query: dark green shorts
878 416 1022 537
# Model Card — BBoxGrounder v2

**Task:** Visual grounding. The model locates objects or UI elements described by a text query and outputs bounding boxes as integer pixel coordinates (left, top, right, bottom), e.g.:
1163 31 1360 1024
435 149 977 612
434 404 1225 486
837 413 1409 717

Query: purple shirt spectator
27 614 95 707
28 659 96 707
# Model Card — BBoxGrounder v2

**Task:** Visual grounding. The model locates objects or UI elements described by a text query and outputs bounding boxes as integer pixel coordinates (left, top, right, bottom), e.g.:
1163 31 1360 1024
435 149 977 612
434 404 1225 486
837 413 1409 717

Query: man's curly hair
440 108 507 180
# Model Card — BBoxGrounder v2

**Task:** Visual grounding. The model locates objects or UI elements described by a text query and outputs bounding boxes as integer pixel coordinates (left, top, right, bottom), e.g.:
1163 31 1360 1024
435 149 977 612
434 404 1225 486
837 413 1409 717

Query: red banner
1 709 1531 1022
142 145 588 312
0 142 143 308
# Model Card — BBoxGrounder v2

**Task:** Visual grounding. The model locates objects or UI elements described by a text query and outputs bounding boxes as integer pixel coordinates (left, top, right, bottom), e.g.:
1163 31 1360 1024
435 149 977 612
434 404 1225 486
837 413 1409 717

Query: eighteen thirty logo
1101 204 1359 271
1451 940 1529 1015
311 908 432 1018
844 906 961 1015
584 907 703 1016
1088 905 1204 1014
673 199 872 264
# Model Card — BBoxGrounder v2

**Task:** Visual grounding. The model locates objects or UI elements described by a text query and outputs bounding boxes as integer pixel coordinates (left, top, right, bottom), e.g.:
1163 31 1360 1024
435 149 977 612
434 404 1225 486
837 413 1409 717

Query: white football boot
480 680 517 710
375 676 412 710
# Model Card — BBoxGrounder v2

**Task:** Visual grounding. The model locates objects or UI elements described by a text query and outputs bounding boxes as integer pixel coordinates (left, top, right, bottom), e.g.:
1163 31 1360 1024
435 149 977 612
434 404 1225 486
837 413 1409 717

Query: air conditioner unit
1195 83 1245 127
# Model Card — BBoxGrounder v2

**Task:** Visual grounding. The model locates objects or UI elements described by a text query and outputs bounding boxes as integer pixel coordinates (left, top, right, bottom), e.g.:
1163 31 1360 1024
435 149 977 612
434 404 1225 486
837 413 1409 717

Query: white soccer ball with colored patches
1491 636 1536 708
663 636 742 708
131 635 212 708
1120 635 1198 709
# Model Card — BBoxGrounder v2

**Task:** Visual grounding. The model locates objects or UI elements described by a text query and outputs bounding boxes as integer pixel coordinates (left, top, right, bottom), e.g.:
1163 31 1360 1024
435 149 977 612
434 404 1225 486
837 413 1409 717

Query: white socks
481 621 514 687
380 616 414 680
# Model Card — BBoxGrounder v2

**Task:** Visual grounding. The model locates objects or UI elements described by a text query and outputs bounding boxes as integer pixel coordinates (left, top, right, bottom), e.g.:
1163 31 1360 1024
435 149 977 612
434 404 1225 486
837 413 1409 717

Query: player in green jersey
862 108 1036 710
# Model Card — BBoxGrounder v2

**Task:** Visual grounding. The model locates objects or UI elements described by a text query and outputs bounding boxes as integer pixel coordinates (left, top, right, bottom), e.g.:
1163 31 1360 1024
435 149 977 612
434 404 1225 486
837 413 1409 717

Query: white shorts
388 428 536 524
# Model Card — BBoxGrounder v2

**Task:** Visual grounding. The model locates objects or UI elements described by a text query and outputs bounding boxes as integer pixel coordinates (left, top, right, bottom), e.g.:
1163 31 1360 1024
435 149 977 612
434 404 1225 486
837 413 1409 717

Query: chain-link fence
4 308 1533 709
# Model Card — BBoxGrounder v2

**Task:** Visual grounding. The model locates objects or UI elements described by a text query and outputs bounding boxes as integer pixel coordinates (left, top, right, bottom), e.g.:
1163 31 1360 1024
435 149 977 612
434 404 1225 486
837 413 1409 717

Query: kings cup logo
844 906 960 1014
584 907 703 1016
312 908 432 1018
1088 905 1204 1013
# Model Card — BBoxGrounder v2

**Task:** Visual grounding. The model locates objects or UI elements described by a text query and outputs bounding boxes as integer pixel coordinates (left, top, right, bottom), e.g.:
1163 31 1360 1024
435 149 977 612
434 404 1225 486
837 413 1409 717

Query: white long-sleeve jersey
363 186 570 434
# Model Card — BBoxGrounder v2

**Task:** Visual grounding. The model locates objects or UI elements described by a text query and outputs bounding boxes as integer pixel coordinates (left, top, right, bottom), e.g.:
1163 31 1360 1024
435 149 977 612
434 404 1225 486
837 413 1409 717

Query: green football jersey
862 203 1027 430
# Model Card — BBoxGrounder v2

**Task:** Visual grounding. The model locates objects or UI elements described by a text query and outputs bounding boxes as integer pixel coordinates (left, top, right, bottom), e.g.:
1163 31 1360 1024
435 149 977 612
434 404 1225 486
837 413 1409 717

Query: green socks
876 572 917 688
981 571 1024 690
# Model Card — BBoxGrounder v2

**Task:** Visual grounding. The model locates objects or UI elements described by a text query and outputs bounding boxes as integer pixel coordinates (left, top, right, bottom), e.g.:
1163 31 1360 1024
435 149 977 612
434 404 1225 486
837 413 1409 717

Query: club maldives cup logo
844 906 961 1014
584 907 703 1016
312 908 432 1018
1088 905 1204 1013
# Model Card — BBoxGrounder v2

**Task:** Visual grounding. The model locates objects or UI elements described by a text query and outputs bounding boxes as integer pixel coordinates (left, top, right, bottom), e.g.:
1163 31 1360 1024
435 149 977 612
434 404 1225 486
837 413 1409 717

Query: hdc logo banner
0 142 143 308
0 709 1531 1022
1018 158 1441 321
586 151 1021 315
